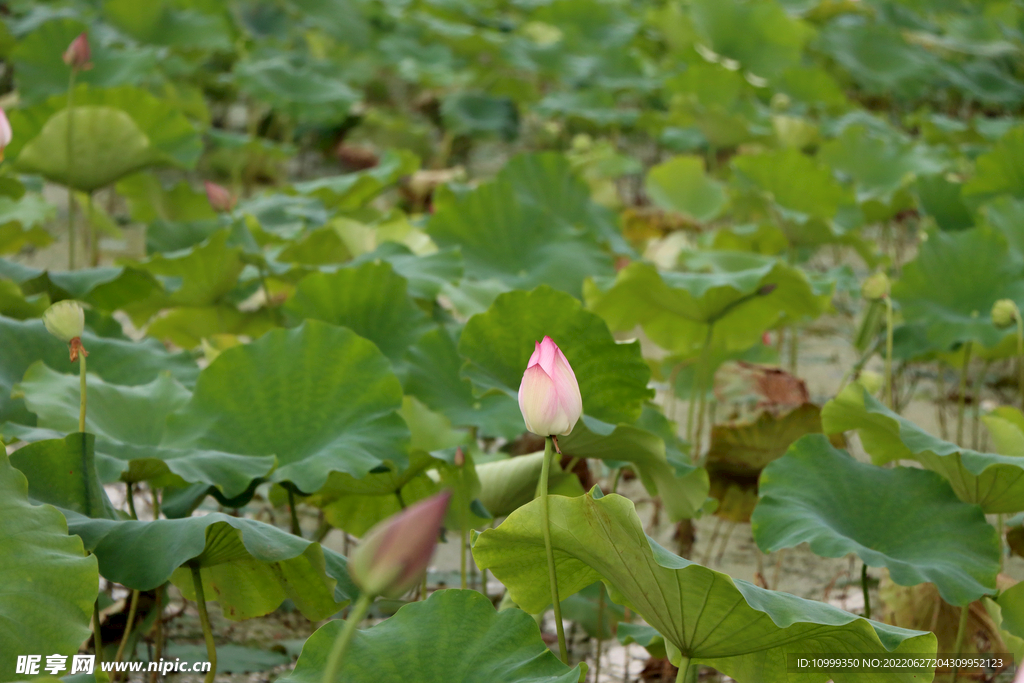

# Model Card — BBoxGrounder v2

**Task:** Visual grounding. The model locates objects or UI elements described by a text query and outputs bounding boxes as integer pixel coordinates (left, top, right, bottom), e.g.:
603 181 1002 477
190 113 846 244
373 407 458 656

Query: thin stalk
152 486 161 520
541 436 568 664
79 352 87 432
189 563 217 683
126 484 137 520
884 296 894 410
693 324 715 461
594 584 605 683
459 465 468 590
788 325 798 374
1017 310 1024 412
93 599 103 662
675 656 690 683
861 563 871 619
322 593 373 683
971 361 990 450
149 586 163 683
998 514 1005 572
610 467 622 494
112 589 140 672
420 571 427 602
66 71 77 271
956 342 973 447
86 191 96 266
951 604 970 683
288 488 301 537
936 367 949 441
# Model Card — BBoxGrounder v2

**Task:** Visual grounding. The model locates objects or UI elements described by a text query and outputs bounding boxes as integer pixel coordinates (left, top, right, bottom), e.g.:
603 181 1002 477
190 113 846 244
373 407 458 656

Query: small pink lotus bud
0 108 11 161
62 32 92 71
454 447 465 467
517 336 583 437
349 491 451 598
204 181 236 213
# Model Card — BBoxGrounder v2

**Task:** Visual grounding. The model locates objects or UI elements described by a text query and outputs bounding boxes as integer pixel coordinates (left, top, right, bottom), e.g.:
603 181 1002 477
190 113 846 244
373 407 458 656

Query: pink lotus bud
349 490 451 598
517 336 583 437
0 108 11 161
204 181 236 213
62 32 92 71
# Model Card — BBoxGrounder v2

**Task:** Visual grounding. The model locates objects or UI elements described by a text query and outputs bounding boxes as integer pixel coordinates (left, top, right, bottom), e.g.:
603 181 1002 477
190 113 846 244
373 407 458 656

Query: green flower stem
189 563 218 683
951 603 970 683
322 592 373 683
861 563 871 619
956 342 973 447
971 361 990 450
78 352 87 432
92 598 103 663
152 486 161 520
112 589 140 673
287 488 301 537
66 69 77 271
541 436 568 664
692 324 715 461
149 585 164 683
675 656 690 683
85 191 95 267
126 484 137 520
884 295 894 410
595 583 605 683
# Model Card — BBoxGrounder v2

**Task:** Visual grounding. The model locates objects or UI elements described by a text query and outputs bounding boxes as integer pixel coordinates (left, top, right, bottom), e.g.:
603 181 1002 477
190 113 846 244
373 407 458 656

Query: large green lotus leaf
11 18 160 104
166 321 408 494
291 150 419 209
441 92 519 140
234 55 360 124
472 490 936 682
822 384 1024 513
285 262 431 362
116 173 217 225
64 510 357 621
644 155 726 223
0 453 98 682
689 0 811 78
278 589 581 683
458 286 653 426
0 258 162 313
427 154 618 297
8 432 117 519
145 305 276 350
752 434 1000 606
8 85 202 192
979 195 1024 260
559 413 709 521
0 193 55 255
403 327 523 439
981 407 1024 456
891 227 1024 351
128 230 245 312
104 0 234 50
347 242 463 300
12 363 274 499
819 125 947 204
732 147 849 223
916 175 973 232
585 256 825 356
0 279 49 319
962 127 1024 205
0 316 199 425
472 451 583 518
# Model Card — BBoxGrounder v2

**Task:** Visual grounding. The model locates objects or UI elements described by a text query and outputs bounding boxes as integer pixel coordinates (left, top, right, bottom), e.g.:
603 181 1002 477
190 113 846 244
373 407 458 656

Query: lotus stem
956 342 972 447
112 589 140 674
610 467 622 494
92 598 103 663
322 592 372 683
788 325 798 374
149 586 163 683
189 563 217 683
85 191 95 266
287 488 301 537
861 563 871 619
951 603 970 683
972 361 990 450
675 655 690 683
884 295 894 410
936 366 949 440
594 584 605 683
126 483 137 520
66 70 77 271
541 436 568 664
152 486 161 520
78 351 87 432
693 324 715 460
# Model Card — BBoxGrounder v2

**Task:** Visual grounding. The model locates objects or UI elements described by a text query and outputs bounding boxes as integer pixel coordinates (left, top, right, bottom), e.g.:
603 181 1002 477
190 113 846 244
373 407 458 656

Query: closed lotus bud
518 336 583 437
349 491 451 598
43 300 88 361
861 272 890 301
992 299 1019 328
62 32 92 71
204 181 236 213
0 108 11 161
454 447 465 468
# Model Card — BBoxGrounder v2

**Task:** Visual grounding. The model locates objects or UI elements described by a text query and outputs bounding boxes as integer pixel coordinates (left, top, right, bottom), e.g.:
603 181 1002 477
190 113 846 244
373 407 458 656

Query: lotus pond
2 0 1024 682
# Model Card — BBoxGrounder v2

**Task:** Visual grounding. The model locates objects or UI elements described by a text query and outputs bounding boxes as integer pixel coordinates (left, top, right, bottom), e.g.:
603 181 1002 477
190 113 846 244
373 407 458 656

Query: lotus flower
518 336 583 437
349 491 451 598
204 181 236 213
0 108 11 161
62 32 92 71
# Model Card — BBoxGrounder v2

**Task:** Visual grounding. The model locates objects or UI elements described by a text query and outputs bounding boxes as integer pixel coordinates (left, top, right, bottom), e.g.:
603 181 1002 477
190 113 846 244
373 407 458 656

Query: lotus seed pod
518 336 583 437
861 272 890 301
43 300 85 343
992 299 1018 328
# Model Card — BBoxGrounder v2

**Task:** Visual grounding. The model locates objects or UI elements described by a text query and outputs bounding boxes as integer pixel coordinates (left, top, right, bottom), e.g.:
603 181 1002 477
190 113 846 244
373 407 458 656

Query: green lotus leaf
234 54 360 125
0 279 49 319
0 193 55 255
822 384 1024 513
472 489 936 681
891 227 1024 351
732 147 849 224
64 510 356 621
441 92 519 140
145 305 276 350
427 153 618 297
559 412 709 521
285 262 431 362
560 582 625 640
999 582 1024 641
644 155 726 223
689 0 811 78
8 85 202 192
584 255 826 356
403 327 524 439
0 259 162 313
963 127 1024 205
348 243 463 300
0 452 98 683
458 286 653 426
103 0 234 50
819 18 939 98
166 320 408 494
8 432 117 518
10 17 160 105
916 175 973 232
0 316 199 425
752 434 1000 606
981 407 1024 456
278 589 582 683
978 195 1024 259
291 150 419 209
472 450 582 518
11 363 275 499
116 173 217 226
